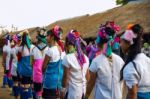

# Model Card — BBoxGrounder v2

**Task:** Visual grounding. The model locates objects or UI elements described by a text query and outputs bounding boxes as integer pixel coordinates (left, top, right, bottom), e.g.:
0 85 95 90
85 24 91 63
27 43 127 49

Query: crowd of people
1 21 150 99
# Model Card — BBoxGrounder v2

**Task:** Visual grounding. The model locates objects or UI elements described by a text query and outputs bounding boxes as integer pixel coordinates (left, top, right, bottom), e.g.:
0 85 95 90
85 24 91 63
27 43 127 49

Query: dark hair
120 24 143 81
97 27 115 48
47 29 59 41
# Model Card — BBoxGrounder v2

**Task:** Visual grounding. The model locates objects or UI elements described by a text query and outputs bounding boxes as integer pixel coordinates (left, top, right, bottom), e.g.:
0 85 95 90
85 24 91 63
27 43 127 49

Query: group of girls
2 21 150 99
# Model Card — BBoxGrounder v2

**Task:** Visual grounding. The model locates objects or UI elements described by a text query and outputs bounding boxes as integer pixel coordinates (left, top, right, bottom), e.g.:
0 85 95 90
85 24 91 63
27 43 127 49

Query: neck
50 40 58 47
68 45 76 54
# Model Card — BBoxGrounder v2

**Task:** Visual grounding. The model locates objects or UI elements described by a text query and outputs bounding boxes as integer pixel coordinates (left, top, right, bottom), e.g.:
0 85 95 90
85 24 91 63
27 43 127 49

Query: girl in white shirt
10 34 22 99
61 30 89 99
2 34 11 88
30 28 49 99
85 22 124 99
120 24 150 99
42 26 65 99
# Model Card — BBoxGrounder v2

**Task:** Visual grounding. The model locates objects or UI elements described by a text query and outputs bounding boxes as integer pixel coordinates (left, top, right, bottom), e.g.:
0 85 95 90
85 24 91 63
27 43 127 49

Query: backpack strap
132 61 141 79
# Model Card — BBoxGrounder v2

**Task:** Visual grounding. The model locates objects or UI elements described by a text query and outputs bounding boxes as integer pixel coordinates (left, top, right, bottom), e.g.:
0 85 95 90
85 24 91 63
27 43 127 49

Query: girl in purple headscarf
61 30 89 99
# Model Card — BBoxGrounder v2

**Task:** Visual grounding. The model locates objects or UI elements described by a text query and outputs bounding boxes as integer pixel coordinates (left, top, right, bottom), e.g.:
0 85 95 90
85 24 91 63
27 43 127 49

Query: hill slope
47 2 150 38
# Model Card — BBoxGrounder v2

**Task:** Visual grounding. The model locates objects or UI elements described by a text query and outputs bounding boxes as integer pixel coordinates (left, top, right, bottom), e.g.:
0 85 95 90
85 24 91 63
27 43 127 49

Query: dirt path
0 56 13 99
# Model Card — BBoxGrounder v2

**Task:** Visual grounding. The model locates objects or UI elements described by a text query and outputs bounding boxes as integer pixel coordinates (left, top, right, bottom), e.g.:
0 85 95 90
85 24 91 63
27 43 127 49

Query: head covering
126 24 134 30
36 28 47 44
96 21 120 57
3 34 11 46
121 30 137 45
48 25 64 51
66 30 86 68
12 34 19 43
52 25 63 39
21 31 31 49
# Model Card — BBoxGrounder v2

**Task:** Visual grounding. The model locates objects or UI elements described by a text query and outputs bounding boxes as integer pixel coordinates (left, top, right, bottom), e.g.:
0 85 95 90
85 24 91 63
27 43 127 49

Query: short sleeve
62 55 70 68
45 48 53 58
3 46 6 52
123 62 139 89
89 60 98 73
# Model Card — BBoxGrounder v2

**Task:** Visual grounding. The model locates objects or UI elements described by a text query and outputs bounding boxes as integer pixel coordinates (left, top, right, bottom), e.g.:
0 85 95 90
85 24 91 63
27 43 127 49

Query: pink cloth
33 59 43 83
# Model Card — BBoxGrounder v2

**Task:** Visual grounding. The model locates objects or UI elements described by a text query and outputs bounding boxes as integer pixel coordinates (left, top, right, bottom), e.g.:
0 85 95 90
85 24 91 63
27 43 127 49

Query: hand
60 91 65 99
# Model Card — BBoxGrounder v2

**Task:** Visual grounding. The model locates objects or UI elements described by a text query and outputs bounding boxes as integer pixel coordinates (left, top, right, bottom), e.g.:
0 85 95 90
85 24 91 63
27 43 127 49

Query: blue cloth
17 56 32 77
43 60 63 89
137 92 150 99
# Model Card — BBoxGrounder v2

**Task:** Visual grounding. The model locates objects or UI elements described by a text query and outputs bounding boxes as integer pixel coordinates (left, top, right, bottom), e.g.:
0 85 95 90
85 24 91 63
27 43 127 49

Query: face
46 35 53 46
120 39 130 54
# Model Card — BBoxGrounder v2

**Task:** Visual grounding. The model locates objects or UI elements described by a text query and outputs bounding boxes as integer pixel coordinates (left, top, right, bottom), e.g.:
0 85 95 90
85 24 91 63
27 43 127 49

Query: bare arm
86 69 90 82
85 71 97 98
127 84 138 99
2 52 7 67
42 55 50 73
62 66 70 88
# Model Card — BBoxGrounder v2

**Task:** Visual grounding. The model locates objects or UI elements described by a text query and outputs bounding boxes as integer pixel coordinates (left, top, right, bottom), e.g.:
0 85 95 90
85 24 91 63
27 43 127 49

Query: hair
20 32 30 50
97 27 115 48
120 24 143 81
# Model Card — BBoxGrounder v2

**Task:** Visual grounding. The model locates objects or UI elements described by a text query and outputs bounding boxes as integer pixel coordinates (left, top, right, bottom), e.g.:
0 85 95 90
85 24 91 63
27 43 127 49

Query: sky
0 0 117 31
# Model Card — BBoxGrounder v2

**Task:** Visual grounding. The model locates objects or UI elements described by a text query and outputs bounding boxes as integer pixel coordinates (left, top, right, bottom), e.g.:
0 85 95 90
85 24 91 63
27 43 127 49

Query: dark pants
42 88 60 99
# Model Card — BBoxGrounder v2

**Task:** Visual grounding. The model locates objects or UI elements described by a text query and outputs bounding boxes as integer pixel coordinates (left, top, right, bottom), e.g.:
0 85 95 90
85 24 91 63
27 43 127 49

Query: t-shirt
45 46 66 62
123 53 150 92
89 53 124 99
31 46 49 59
3 45 11 70
62 53 89 86
11 46 19 76
43 46 66 89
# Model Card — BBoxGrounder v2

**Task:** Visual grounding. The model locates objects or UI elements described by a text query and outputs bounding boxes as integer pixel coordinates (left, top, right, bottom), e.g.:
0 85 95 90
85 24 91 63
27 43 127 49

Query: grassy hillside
0 2 150 41
47 2 150 38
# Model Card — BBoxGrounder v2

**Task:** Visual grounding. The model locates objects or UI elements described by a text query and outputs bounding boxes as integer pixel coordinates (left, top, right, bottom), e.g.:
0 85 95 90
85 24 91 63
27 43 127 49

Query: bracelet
61 87 66 92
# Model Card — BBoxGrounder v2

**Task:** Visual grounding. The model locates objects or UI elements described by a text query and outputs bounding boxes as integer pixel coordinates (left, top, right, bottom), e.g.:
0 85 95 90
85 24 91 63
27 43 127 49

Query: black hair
97 27 115 48
47 29 60 41
120 24 143 81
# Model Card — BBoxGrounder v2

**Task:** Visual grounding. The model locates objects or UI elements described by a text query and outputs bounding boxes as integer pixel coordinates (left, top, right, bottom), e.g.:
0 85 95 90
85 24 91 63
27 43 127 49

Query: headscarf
66 30 86 68
96 21 120 57
121 30 137 45
21 31 31 49
50 25 64 51
4 34 11 46
36 29 47 44
12 34 19 43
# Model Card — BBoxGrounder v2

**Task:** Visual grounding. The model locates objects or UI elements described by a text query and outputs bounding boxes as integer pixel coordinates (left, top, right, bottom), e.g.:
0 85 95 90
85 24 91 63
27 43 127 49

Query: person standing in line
10 34 22 99
85 22 124 99
42 26 65 99
120 24 150 99
17 31 33 99
2 34 13 88
61 30 89 99
30 28 49 99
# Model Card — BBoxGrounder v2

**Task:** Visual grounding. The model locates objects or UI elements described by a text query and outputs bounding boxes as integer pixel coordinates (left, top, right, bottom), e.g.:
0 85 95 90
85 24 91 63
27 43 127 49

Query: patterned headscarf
51 25 64 51
96 21 120 57
66 30 86 68
121 30 137 45
21 31 31 49
37 28 47 44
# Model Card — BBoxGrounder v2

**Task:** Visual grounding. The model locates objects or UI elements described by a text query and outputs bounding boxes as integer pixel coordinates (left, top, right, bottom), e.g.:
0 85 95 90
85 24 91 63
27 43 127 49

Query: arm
62 66 70 88
85 71 97 98
127 84 138 99
2 52 7 67
42 55 50 73
86 69 90 82
61 66 70 99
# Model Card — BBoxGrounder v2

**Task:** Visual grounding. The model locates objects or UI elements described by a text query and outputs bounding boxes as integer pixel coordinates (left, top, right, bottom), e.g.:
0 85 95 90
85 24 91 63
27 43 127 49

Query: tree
116 0 129 5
